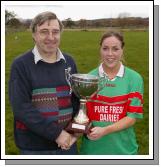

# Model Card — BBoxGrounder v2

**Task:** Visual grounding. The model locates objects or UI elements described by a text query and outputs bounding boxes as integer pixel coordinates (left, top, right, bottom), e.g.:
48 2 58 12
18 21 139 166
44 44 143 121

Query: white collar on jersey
98 62 124 81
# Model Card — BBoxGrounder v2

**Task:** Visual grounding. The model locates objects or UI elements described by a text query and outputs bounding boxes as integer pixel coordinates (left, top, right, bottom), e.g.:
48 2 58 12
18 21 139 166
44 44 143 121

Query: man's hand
55 130 72 150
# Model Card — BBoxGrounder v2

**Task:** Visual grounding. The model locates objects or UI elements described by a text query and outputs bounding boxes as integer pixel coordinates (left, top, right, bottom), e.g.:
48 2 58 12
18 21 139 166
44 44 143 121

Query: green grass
5 30 149 155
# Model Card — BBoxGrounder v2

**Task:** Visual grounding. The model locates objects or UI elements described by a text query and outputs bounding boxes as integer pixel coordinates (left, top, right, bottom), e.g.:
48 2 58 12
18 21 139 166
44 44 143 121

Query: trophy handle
98 75 108 90
65 68 72 94
89 76 108 98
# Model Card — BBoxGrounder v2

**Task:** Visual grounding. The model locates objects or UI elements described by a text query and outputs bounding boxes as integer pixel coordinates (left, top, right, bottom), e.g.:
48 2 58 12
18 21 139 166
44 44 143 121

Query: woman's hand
87 117 136 141
87 126 106 140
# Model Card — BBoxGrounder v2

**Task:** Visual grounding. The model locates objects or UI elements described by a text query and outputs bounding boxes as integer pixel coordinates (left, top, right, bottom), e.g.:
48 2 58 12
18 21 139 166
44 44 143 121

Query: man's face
32 19 61 56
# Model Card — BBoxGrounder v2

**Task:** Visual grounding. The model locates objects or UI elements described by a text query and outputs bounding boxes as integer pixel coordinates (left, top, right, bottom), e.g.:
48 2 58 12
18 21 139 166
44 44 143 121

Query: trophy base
65 121 92 134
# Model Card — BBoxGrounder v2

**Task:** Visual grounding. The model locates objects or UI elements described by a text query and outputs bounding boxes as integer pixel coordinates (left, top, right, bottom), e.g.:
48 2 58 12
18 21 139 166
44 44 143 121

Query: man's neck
38 48 58 63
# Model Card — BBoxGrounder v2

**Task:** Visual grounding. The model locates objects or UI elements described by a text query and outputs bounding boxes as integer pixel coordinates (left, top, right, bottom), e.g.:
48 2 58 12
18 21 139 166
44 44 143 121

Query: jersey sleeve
127 74 144 119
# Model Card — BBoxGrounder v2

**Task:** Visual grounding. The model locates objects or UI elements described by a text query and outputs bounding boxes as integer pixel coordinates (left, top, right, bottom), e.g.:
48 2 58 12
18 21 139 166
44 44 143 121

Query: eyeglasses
38 29 60 38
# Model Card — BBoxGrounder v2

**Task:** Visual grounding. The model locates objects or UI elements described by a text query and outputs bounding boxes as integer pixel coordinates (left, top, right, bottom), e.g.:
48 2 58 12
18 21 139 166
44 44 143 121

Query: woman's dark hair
100 31 125 48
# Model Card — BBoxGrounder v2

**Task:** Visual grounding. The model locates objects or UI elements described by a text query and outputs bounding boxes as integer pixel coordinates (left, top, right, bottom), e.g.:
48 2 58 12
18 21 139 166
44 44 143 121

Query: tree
118 12 130 18
7 18 21 28
79 19 87 30
65 18 75 28
5 10 16 25
22 19 32 29
117 12 131 28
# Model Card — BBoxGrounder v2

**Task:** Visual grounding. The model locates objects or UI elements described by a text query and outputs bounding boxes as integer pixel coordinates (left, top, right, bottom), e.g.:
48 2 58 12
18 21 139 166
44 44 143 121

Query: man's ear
32 33 36 42
32 33 35 39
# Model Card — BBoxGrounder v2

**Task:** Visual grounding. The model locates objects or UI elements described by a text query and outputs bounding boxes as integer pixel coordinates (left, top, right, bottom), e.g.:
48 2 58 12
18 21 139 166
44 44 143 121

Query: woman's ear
121 51 126 63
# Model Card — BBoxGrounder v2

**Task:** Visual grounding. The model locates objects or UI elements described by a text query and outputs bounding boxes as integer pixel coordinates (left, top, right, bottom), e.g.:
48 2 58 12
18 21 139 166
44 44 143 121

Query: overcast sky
4 1 151 21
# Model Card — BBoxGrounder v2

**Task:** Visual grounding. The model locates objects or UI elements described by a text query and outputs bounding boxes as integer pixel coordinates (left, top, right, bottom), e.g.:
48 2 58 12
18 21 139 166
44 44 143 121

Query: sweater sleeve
9 60 63 141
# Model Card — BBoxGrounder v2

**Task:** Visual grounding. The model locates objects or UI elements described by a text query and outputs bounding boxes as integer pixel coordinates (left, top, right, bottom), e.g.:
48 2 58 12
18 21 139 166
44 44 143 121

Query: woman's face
100 36 123 69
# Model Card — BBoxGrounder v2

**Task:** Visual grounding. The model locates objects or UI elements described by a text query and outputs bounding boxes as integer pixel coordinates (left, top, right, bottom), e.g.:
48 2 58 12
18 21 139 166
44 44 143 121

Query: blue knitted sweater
9 50 79 150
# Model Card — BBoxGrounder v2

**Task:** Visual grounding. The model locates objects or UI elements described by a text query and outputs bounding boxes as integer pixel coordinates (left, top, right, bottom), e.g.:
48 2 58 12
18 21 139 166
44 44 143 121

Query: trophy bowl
71 74 99 98
66 74 99 134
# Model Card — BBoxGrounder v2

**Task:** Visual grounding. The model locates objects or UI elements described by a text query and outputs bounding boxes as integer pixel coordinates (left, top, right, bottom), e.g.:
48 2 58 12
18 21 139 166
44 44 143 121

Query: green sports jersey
80 66 144 155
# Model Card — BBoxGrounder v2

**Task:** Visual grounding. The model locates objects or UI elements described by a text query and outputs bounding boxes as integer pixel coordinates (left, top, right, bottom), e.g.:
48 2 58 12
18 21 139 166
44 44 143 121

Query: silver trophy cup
66 73 99 134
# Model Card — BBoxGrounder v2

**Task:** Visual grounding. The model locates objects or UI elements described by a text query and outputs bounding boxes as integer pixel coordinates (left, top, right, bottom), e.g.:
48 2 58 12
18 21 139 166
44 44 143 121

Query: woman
80 31 144 155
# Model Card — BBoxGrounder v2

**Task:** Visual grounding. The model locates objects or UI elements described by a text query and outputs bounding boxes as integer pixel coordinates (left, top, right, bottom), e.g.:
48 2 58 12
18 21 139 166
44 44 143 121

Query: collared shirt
98 62 124 81
32 45 65 64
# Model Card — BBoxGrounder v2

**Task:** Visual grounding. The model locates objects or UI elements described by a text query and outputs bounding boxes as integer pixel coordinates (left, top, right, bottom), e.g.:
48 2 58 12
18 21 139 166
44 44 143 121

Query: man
9 11 79 155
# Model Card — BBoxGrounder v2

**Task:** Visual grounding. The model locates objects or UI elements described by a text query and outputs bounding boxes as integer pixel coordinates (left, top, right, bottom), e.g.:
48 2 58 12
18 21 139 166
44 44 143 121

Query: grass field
5 29 149 155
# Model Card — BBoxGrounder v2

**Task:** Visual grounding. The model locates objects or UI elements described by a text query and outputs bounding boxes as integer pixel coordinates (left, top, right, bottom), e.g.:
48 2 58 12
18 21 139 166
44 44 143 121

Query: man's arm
9 60 63 141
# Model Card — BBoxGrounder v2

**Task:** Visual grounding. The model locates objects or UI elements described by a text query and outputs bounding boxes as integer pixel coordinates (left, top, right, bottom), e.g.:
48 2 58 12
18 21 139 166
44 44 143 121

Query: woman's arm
87 116 136 140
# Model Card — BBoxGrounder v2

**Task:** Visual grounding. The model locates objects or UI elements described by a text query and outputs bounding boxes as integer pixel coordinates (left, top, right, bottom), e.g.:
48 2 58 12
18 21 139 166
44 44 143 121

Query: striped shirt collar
32 45 65 64
98 62 124 81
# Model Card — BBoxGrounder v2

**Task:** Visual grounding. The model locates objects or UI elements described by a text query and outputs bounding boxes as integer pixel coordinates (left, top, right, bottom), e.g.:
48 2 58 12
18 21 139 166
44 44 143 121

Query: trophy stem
74 99 89 124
